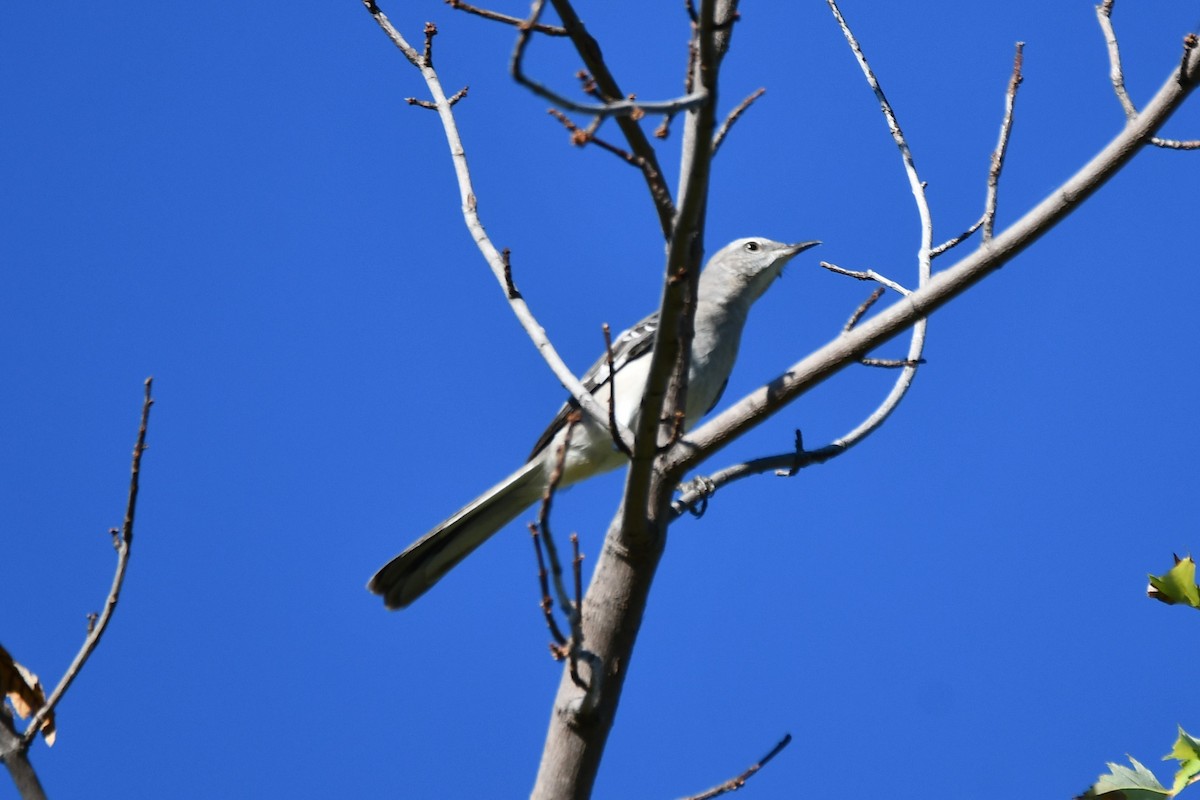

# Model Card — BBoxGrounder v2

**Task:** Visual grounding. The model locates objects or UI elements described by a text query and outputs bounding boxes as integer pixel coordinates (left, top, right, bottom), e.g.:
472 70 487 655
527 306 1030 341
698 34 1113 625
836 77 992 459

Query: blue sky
2 2 1198 798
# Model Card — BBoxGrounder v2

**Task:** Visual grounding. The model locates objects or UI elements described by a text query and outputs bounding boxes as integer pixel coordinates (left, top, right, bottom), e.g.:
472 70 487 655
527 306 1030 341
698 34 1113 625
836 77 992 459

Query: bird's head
700 237 821 307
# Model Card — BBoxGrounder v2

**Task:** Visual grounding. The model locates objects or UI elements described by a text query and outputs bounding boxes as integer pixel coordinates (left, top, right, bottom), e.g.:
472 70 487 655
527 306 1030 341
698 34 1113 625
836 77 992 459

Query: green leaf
1078 756 1169 800
1166 727 1200 795
1147 556 1200 609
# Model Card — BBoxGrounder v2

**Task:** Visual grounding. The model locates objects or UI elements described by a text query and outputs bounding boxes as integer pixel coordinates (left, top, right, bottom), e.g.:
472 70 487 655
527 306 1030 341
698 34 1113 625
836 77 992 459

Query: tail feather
368 459 546 609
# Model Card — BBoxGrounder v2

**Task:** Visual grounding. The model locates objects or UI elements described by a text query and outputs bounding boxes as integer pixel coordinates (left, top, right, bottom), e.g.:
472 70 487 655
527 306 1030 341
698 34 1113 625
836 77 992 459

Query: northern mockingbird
369 237 819 609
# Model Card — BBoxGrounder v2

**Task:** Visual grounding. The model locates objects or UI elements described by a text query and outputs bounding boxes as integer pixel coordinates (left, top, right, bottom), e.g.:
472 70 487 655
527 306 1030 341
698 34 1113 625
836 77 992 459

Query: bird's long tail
368 458 546 609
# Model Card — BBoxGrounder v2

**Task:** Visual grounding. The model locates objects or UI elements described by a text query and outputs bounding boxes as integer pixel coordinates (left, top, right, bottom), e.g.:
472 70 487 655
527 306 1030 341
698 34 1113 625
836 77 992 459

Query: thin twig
575 70 601 100
530 522 570 653
445 0 567 35
602 324 634 458
819 261 912 297
570 533 583 624
984 42 1025 242
536 414 580 624
1096 4 1200 148
421 21 436 68
591 136 662 179
547 108 652 172
1154 33 1200 148
711 87 765 155
672 445 846 515
860 356 924 369
781 429 806 478
845 287 885 332
678 733 793 800
534 413 589 689
509 0 705 117
519 63 704 115
937 42 1027 255
654 115 674 139
843 290 924 367
822 0 928 454
548 106 672 194
1148 135 1200 150
828 1 932 279
22 378 153 748
516 0 677 235
362 0 631 446
1179 33 1199 86
1097 0 1138 120
406 86 468 108
931 215 985 256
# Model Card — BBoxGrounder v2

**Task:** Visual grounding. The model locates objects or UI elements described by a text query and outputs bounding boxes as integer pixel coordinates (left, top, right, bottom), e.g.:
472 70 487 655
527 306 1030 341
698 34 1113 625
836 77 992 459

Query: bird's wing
527 312 659 459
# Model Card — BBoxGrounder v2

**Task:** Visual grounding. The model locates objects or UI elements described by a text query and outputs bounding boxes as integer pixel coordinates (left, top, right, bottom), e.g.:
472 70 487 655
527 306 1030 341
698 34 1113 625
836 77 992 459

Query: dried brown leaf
0 642 57 746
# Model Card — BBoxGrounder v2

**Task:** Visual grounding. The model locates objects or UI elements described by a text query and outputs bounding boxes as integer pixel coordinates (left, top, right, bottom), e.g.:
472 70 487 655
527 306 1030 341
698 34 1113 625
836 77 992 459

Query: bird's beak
786 240 821 256
776 240 820 279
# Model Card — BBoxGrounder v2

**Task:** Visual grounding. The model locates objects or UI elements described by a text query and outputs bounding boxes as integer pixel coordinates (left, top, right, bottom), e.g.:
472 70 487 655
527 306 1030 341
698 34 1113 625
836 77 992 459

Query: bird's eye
743 241 760 252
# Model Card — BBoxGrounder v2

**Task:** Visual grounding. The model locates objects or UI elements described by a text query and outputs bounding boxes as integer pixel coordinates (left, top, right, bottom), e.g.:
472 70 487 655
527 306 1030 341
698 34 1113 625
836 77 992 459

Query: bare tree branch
1097 0 1138 120
673 257 913 514
19 379 153 751
362 1 634 450
531 521 572 655
820 260 912 296
546 107 670 195
845 286 887 332
671 22 1200 510
406 85 467 108
984 42 1025 242
445 0 567 36
933 43 1026 255
672 441 845 516
802 0 930 465
1097 2 1200 148
1 709 46 800
678 733 792 800
532 4 743 797
531 413 600 699
535 414 581 638
670 39 1200 478
365 5 1199 798
1146 133 1200 150
602 324 634 459
828 0 934 280
711 87 765 155
629 0 729 477
513 0 678 235
513 31 706 116
931 214 985 256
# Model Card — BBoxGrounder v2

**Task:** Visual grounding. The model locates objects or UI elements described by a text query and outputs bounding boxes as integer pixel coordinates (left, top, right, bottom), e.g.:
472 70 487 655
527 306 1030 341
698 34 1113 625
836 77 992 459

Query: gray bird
369 237 819 609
